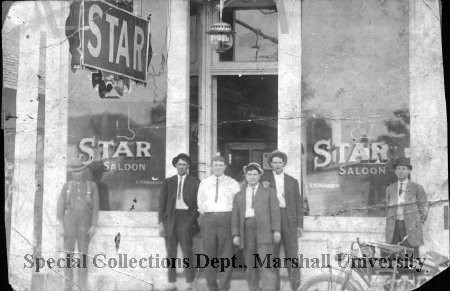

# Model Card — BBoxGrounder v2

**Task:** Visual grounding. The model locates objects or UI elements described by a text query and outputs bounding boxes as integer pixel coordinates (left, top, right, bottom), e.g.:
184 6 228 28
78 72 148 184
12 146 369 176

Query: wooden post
9 2 41 289
166 0 191 177
277 0 302 182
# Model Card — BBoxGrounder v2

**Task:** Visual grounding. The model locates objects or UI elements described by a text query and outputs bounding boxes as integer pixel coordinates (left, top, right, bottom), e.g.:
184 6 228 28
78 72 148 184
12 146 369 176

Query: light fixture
207 0 233 53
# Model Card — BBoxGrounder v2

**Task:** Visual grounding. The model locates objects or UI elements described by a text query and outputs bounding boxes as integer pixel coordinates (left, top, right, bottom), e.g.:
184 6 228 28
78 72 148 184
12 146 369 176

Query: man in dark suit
232 162 281 291
158 153 200 291
385 156 428 258
261 150 303 291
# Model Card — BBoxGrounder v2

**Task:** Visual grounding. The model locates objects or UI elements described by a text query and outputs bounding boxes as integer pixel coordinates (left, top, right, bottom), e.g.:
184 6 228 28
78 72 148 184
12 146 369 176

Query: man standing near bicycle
385 156 428 258
261 150 303 291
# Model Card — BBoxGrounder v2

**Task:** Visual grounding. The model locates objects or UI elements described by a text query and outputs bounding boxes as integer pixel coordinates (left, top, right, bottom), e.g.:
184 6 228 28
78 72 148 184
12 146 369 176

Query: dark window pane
220 8 277 62
189 77 199 177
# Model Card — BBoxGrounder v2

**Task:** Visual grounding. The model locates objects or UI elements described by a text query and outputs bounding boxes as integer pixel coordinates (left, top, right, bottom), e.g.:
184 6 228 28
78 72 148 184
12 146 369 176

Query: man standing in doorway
232 162 281 291
197 155 241 291
385 156 428 258
57 158 99 291
159 153 200 291
261 150 303 291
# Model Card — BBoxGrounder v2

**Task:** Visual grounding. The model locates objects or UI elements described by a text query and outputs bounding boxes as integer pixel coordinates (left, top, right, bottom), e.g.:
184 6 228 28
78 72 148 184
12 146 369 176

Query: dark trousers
165 210 195 283
244 217 276 291
274 208 300 291
63 207 92 291
391 219 420 258
201 212 233 291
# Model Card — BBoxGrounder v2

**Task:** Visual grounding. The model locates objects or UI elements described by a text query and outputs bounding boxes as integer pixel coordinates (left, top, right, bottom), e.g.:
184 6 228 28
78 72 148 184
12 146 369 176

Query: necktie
251 187 256 209
276 174 284 198
215 178 219 203
177 176 182 199
398 183 403 196
398 182 404 220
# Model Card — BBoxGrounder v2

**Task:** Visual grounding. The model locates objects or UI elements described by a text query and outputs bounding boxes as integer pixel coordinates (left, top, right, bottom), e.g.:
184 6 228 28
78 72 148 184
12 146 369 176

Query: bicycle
299 238 449 291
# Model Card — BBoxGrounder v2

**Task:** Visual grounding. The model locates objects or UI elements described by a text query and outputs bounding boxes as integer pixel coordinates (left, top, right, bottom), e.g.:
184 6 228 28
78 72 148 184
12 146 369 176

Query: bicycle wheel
299 274 358 291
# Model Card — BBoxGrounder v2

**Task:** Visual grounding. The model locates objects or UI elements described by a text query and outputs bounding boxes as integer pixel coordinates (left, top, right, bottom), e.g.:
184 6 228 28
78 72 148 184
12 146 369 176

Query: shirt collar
273 171 284 177
247 183 259 191
178 174 186 180
398 179 409 186
214 174 224 180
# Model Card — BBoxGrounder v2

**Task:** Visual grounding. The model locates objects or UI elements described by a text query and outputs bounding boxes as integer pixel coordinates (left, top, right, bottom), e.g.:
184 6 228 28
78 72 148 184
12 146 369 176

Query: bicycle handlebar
372 242 414 254
351 238 415 256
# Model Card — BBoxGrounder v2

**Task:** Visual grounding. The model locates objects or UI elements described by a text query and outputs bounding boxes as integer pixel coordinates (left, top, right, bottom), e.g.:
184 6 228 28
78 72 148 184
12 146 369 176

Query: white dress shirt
396 179 408 220
245 184 259 218
197 174 240 213
175 174 189 210
273 171 286 208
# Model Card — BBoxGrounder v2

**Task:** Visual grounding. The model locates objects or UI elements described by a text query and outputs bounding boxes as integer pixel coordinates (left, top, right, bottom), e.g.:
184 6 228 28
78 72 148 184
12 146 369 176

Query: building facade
3 0 448 290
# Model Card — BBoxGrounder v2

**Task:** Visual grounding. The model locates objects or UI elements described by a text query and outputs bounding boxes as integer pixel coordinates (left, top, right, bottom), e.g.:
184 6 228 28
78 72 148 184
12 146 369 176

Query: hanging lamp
206 0 233 53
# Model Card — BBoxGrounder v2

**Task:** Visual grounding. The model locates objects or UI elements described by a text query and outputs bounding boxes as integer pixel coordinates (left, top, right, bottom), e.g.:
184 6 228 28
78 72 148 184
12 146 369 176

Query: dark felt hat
267 150 288 164
393 156 412 170
243 162 264 175
67 157 89 172
172 153 191 167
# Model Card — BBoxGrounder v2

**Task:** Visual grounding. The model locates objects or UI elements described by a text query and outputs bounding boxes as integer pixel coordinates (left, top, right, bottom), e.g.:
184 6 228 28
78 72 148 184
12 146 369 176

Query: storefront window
219 6 277 62
67 0 168 212
302 0 410 216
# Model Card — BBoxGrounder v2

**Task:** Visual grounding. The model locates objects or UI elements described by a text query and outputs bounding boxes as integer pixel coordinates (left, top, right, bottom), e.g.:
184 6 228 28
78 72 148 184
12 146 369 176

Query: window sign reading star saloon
81 0 150 82
78 137 152 172
313 140 389 175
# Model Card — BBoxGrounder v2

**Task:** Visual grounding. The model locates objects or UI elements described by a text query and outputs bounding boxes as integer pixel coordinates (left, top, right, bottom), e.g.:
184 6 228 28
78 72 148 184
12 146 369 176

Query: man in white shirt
385 156 428 258
197 155 241 291
261 150 303 291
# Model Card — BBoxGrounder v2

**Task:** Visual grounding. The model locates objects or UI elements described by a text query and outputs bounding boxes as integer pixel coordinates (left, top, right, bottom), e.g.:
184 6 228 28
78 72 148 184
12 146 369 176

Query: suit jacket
231 184 281 249
261 172 304 229
158 174 200 237
385 181 428 247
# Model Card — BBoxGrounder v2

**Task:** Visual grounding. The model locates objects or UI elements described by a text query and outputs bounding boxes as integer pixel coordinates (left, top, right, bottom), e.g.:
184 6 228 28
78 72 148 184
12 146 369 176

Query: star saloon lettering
313 139 390 175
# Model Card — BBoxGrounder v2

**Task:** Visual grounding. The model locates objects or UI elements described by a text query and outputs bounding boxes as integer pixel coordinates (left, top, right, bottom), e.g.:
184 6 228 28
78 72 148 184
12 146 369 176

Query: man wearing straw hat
57 157 99 291
385 156 428 258
231 162 281 291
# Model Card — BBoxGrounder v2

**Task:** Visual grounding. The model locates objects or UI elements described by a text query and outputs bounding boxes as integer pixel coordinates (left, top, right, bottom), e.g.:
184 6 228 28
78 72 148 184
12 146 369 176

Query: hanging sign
80 0 150 83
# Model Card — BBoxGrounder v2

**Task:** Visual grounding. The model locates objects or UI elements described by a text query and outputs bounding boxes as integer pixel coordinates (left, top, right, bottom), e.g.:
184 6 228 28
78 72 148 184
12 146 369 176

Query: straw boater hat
172 153 191 167
267 150 288 164
243 162 264 174
67 157 89 172
393 156 412 170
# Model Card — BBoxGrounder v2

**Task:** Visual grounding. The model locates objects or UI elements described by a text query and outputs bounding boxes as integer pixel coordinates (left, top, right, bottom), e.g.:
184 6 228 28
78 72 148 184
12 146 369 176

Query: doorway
217 75 278 181
216 74 278 277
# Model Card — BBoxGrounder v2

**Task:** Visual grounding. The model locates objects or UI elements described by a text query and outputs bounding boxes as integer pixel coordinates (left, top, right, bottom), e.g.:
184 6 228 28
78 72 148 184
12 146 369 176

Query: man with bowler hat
57 157 99 291
232 162 281 291
158 153 200 291
261 150 303 291
385 156 428 258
